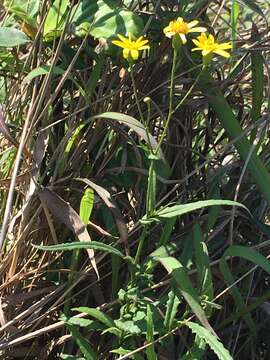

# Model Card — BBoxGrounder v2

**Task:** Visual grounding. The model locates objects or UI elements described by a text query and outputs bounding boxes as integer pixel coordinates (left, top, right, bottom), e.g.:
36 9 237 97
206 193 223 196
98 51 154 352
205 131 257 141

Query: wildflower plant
163 17 207 44
112 32 150 63
2 2 270 360
192 33 232 65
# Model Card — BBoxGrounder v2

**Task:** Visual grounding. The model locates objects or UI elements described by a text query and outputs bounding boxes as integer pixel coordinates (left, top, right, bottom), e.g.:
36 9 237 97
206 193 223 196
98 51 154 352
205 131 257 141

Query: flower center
126 40 139 50
171 20 189 34
204 39 216 51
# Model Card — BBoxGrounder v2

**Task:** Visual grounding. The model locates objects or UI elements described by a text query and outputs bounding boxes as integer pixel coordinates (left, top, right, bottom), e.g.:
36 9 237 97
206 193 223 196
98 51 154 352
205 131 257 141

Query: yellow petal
217 42 232 50
164 31 175 38
202 49 212 56
188 26 207 33
208 34 215 42
191 47 201 52
136 39 149 47
214 49 230 58
131 49 139 60
163 25 172 34
123 48 130 59
112 40 127 49
187 20 199 28
139 45 150 50
180 33 187 44
192 38 201 47
117 34 129 43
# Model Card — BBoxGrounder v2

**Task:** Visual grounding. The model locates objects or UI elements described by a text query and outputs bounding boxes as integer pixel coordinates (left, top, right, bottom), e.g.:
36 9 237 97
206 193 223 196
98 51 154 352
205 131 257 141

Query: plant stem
134 226 148 266
130 67 144 123
155 48 177 155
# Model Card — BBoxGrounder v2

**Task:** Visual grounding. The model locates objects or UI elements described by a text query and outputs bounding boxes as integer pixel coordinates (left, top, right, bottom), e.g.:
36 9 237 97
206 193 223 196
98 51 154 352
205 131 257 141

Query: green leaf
80 188 94 225
219 245 270 333
23 65 65 84
61 355 86 360
180 335 206 360
4 0 39 17
0 27 30 47
152 255 215 335
73 0 143 39
110 347 131 356
114 320 141 335
33 241 125 258
89 112 163 159
164 290 180 331
186 321 233 360
72 307 115 328
66 324 98 360
141 199 248 224
146 305 157 360
44 0 69 40
238 0 266 19
64 317 94 328
193 225 213 317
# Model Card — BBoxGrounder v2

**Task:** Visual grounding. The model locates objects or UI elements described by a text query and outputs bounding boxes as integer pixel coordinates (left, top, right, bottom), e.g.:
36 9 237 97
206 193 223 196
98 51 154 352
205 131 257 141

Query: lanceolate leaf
38 188 98 277
66 324 98 360
141 199 248 224
152 255 216 335
90 112 163 159
193 224 213 317
80 188 94 225
33 241 125 259
186 322 233 360
72 307 115 328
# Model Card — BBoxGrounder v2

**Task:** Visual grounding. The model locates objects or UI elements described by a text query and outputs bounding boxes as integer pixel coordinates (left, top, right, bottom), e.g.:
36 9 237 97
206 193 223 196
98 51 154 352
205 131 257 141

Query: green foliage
1 1 270 359
185 321 233 360
0 27 30 46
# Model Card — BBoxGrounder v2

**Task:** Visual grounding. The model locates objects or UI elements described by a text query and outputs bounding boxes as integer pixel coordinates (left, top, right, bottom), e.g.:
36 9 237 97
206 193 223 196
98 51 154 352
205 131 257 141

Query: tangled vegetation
0 0 270 359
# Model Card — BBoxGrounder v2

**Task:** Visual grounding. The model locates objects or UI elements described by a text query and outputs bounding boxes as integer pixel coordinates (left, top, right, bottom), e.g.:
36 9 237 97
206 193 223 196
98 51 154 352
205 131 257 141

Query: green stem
155 48 178 154
134 226 148 266
130 67 144 123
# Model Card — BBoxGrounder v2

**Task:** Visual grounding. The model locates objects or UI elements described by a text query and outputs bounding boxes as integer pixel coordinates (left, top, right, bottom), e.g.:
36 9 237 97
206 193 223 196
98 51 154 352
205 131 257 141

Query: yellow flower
163 17 206 44
192 33 232 58
112 33 150 61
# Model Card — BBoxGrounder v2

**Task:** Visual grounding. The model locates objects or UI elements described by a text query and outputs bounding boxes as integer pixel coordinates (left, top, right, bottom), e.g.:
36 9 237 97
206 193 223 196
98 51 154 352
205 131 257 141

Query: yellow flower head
192 33 232 58
112 32 150 61
163 17 206 44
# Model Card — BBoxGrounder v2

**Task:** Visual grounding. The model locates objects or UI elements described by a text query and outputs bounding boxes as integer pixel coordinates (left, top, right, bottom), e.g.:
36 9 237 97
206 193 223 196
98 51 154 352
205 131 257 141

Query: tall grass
0 1 270 359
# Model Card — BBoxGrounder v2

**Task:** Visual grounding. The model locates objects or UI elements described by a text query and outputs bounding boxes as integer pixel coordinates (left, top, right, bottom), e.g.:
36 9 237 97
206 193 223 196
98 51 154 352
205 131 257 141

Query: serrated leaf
186 322 233 360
